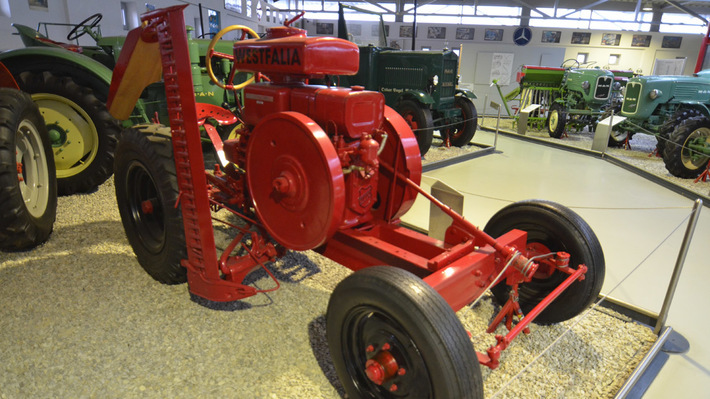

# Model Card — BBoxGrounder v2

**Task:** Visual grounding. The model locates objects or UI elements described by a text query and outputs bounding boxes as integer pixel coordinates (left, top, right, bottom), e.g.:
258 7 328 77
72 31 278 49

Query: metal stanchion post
482 94 488 125
654 198 703 335
490 101 501 150
615 199 701 398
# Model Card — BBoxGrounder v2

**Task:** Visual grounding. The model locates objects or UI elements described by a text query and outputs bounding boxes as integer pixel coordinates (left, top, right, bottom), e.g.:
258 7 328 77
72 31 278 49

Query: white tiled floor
403 129 710 398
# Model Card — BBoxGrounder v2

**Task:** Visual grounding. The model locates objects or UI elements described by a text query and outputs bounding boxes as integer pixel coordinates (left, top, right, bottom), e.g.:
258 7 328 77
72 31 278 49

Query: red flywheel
246 111 345 251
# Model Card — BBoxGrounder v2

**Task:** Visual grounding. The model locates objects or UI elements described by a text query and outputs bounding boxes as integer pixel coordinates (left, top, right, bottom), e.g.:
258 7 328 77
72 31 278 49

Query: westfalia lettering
235 47 302 66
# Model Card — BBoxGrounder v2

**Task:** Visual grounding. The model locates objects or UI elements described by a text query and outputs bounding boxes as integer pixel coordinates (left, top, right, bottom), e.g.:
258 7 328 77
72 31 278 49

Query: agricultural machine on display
0 62 57 251
2 13 249 194
336 4 477 156
616 71 710 178
517 63 619 142
107 5 605 397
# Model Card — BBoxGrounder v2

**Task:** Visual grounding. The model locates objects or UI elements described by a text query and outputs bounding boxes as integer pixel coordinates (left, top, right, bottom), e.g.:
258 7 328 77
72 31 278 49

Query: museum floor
1 126 708 398
403 128 710 398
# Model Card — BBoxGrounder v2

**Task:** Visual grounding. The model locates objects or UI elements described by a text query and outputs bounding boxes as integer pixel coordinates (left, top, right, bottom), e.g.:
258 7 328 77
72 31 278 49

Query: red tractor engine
217 25 421 251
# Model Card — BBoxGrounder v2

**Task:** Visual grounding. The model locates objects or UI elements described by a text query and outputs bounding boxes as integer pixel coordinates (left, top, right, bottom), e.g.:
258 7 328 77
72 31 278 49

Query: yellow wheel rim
33 93 98 179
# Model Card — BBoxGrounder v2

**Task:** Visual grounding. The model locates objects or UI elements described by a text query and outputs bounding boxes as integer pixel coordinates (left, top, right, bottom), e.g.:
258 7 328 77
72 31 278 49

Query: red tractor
107 6 605 398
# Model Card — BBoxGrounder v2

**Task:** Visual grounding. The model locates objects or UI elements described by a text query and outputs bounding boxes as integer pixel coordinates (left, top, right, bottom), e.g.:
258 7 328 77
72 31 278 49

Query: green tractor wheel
663 116 710 178
396 99 434 156
18 71 119 195
445 96 478 147
547 103 567 139
600 105 630 147
657 108 702 156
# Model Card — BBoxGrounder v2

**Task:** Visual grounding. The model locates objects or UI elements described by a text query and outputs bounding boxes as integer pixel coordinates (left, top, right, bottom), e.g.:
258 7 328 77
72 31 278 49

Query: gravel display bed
1 175 658 398
479 117 710 201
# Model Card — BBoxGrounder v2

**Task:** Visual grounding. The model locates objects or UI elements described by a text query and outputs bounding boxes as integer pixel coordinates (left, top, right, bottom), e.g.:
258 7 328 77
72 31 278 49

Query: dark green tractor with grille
336 4 477 156
616 71 710 178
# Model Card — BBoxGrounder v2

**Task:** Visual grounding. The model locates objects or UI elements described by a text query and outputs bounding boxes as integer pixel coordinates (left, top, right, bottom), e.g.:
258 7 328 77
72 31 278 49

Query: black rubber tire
327 266 483 399
446 96 478 147
17 70 120 195
396 99 434 156
547 103 567 139
114 124 187 284
484 200 605 325
657 108 701 156
602 105 629 147
662 115 710 178
0 88 57 251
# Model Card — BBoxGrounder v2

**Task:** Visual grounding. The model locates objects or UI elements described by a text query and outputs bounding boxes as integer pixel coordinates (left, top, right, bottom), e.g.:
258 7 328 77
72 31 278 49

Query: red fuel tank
233 26 359 78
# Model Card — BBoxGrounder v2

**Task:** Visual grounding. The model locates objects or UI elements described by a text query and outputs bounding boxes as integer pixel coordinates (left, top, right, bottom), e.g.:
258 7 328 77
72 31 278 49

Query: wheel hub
46 123 68 147
364 345 399 386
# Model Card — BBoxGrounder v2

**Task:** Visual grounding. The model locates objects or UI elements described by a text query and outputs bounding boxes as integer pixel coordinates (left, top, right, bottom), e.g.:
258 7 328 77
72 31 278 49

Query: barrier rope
409 115 479 133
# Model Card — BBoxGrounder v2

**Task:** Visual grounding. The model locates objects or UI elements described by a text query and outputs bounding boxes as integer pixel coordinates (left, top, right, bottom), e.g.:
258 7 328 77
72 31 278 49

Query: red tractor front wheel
327 267 483 399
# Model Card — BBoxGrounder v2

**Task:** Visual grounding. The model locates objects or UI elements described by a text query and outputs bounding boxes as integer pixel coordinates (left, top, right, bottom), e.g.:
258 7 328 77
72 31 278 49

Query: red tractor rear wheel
114 124 187 284
484 199 605 324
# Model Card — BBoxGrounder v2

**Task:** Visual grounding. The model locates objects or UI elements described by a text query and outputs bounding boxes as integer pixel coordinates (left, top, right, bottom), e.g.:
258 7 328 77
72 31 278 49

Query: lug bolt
366 345 375 353
389 384 398 392
397 368 406 376
382 343 391 351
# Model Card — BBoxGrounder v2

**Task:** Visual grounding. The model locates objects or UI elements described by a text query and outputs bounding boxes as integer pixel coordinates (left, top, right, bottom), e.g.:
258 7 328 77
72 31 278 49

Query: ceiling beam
558 0 610 18
510 0 552 18
357 0 392 13
403 0 440 14
666 0 709 23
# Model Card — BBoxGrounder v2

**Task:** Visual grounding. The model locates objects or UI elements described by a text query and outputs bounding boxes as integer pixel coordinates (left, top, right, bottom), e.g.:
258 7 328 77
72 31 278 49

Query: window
609 54 620 65
421 46 431 51
577 53 588 64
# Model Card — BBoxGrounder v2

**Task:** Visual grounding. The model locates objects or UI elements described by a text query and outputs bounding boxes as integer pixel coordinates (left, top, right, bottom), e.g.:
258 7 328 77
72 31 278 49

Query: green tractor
518 62 616 139
336 4 477 156
2 13 247 194
617 70 710 178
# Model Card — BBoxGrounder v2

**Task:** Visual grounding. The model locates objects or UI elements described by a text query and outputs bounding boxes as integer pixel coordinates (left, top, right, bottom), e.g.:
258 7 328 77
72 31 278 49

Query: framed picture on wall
455 27 475 40
631 34 652 47
601 33 622 46
541 30 561 43
371 24 390 37
29 0 48 11
662 36 682 48
316 22 334 35
400 26 414 38
427 27 446 39
348 24 362 36
484 28 503 41
571 32 591 44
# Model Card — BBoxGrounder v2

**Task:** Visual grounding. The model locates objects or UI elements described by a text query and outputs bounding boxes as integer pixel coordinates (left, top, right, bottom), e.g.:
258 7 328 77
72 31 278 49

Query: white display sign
653 58 686 75
490 53 514 86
